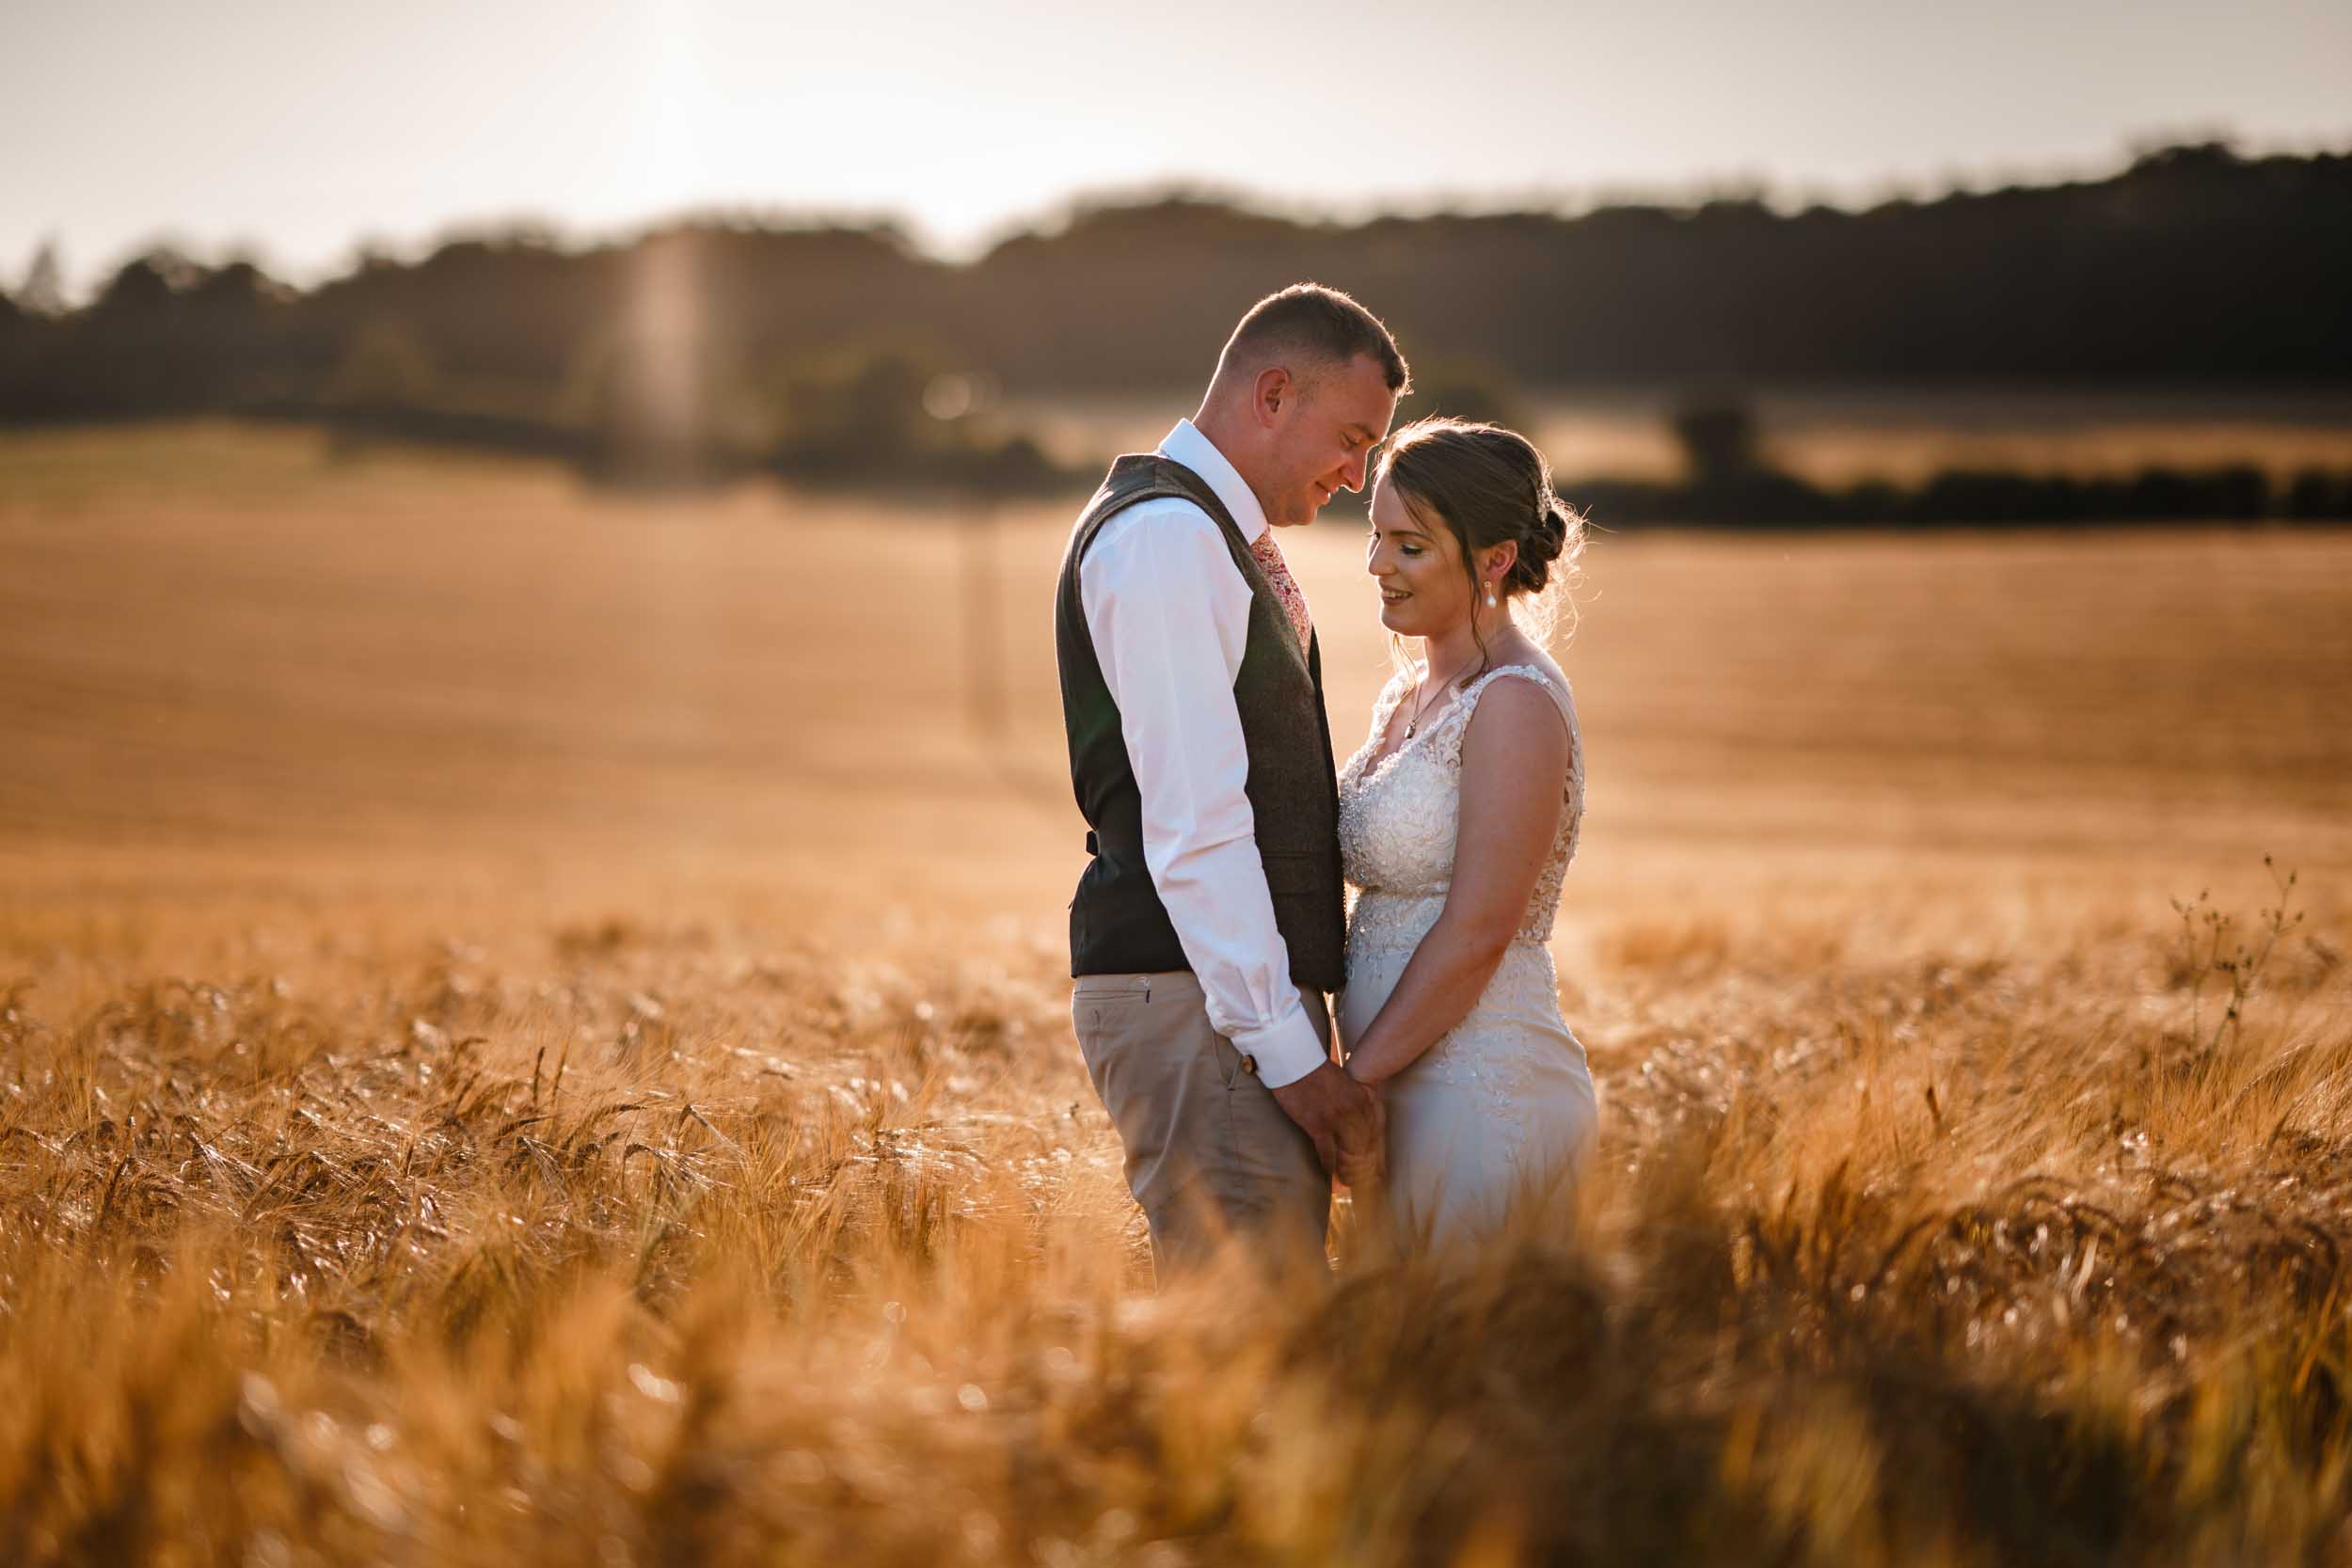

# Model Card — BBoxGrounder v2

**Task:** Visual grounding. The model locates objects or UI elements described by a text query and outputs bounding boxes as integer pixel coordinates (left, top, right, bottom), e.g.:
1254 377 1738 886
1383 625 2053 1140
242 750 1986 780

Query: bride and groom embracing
1055 283 1596 1278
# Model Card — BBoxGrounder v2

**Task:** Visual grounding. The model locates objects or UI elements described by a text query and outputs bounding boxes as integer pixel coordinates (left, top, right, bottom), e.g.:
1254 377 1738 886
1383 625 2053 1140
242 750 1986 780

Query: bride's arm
1343 678 1569 1087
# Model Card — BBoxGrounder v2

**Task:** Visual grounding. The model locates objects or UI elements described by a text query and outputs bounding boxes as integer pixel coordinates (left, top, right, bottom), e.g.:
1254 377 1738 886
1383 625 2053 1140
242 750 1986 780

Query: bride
1335 417 1598 1251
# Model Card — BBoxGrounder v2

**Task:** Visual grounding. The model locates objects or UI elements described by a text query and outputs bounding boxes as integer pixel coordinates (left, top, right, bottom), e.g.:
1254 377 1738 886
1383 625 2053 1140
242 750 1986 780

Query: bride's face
1365 478 1472 638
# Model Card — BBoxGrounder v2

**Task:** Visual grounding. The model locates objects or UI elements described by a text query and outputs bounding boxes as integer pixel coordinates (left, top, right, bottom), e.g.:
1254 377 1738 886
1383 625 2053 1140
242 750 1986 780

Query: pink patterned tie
1248 529 1314 655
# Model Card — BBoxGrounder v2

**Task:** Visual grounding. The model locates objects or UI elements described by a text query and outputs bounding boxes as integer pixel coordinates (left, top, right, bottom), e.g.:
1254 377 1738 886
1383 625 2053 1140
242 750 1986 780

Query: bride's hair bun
1511 491 1579 594
1377 418 1586 636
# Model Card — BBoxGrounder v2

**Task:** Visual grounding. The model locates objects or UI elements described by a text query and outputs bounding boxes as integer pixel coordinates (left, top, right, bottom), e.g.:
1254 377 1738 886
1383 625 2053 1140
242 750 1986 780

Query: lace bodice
1334 661 1597 1246
1337 663 1583 957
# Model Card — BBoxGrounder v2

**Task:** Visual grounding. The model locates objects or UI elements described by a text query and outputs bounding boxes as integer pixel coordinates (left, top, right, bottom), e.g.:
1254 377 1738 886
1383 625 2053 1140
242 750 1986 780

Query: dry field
4 422 2352 1566
1005 387 2352 487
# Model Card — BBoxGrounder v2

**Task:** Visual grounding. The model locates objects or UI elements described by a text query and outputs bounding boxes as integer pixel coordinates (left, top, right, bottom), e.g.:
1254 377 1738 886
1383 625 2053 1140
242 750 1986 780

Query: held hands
1268 1061 1386 1187
1336 1058 1388 1190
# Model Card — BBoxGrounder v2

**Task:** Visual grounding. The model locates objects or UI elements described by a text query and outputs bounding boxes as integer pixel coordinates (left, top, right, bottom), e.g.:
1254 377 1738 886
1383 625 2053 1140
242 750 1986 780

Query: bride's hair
1375 417 1587 671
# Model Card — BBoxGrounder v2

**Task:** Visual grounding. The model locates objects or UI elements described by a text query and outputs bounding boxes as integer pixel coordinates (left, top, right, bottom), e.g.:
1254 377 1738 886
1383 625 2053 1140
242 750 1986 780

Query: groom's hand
1270 1062 1386 1180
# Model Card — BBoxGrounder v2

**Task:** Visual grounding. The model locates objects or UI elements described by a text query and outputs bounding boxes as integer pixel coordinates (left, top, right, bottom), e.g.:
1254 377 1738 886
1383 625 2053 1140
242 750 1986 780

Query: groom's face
1263 353 1398 529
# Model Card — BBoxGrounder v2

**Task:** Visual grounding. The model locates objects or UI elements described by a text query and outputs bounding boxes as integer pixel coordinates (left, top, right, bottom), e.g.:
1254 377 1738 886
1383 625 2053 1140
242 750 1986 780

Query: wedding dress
1335 663 1597 1249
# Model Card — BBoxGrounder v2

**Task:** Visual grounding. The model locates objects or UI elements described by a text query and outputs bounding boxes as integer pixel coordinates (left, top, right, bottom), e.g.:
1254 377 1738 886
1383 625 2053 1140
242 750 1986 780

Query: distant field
4 420 2347 922
1002 385 2352 487
5 423 2352 1566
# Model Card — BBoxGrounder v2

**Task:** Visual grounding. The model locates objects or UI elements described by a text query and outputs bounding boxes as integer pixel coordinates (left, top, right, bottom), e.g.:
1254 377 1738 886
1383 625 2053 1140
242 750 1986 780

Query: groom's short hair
1218 283 1411 396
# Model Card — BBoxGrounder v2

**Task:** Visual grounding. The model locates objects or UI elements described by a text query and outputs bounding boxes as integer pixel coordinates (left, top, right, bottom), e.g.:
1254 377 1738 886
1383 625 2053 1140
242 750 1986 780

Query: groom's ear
1253 365 1294 426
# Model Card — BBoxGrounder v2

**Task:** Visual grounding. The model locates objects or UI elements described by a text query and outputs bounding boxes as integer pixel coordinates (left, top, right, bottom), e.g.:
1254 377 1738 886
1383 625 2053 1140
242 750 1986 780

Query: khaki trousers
1071 970 1332 1281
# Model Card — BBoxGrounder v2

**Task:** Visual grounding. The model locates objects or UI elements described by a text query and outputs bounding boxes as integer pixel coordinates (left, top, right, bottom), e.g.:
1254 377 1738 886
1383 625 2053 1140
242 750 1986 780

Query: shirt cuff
1229 999 1330 1089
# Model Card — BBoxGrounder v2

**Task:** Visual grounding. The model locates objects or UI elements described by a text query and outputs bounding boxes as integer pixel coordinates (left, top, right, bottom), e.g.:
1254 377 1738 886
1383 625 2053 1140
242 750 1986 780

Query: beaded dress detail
1334 663 1597 1248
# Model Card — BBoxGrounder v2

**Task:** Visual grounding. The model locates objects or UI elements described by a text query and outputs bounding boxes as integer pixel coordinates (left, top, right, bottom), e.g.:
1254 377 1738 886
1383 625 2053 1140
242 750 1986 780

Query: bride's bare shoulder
1456 668 1571 767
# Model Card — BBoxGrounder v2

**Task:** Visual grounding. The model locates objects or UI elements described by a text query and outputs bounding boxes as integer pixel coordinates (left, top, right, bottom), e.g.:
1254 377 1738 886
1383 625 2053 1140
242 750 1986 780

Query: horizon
13 130 2346 309
9 0 2351 303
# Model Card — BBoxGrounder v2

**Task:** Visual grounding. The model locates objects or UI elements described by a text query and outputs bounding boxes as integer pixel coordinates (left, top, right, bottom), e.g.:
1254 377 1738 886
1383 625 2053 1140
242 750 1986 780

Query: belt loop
1084 830 1099 855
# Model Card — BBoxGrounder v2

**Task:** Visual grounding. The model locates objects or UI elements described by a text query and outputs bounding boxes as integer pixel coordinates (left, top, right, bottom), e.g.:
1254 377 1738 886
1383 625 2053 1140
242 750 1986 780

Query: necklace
1400 661 1463 741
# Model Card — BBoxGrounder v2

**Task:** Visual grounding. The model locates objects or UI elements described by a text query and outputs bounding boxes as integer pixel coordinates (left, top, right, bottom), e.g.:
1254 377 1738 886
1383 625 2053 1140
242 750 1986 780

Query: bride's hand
1334 1088 1387 1188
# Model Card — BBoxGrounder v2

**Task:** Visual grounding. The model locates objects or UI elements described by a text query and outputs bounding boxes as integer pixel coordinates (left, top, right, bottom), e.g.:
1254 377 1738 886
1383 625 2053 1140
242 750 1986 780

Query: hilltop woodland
2 141 2349 519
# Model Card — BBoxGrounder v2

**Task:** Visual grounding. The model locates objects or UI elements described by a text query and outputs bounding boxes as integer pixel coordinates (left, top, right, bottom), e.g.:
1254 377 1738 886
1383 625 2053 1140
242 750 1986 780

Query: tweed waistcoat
1053 455 1345 989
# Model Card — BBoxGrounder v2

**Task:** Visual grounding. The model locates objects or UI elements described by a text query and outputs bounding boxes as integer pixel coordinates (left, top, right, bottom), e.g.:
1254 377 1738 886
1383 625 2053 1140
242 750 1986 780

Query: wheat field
1002 388 2352 487
5 422 2352 1566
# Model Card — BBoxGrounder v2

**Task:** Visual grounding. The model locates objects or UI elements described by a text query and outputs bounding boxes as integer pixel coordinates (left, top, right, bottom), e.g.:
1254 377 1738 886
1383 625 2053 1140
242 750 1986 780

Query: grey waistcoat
1053 454 1345 990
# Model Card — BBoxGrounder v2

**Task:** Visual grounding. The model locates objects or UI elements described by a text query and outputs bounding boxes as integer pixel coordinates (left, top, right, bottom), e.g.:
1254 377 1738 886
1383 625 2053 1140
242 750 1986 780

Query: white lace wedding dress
1335 663 1598 1250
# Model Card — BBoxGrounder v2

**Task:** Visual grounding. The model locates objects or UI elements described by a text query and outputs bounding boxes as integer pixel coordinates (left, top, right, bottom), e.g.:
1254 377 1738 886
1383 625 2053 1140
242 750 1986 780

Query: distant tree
188 258 286 312
16 239 67 318
90 249 201 317
1671 401 1762 483
560 326 751 485
768 350 939 474
326 318 439 409
2124 138 2241 176
755 345 1074 493
0 284 24 383
1393 358 1530 432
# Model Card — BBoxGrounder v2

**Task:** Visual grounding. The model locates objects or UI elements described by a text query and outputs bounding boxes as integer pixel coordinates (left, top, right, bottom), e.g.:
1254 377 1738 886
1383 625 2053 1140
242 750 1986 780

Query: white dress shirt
1076 419 1331 1088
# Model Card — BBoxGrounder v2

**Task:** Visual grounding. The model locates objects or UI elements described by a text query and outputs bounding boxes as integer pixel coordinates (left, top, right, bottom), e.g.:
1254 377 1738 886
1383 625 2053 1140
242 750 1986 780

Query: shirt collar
1156 419 1269 545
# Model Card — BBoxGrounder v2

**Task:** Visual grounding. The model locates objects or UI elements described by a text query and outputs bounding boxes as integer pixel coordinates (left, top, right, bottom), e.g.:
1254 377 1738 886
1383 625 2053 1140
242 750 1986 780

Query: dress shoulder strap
1432 664 1578 766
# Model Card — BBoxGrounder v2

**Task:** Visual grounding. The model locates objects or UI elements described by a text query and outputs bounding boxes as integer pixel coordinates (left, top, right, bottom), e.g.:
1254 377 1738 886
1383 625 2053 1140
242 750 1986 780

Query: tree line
1 140 2346 515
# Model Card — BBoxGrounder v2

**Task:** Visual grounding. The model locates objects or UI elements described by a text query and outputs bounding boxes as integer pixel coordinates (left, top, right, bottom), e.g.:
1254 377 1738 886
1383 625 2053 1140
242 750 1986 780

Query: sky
6 0 2349 298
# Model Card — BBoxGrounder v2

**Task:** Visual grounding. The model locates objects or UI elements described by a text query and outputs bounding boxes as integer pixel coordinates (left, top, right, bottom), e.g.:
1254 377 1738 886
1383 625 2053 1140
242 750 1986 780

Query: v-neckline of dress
1356 671 1464 784
1351 661 1570 793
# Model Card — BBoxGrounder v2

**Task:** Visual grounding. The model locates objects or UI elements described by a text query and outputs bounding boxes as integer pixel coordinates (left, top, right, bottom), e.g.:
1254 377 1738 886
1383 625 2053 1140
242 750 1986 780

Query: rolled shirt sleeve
1078 501 1332 1088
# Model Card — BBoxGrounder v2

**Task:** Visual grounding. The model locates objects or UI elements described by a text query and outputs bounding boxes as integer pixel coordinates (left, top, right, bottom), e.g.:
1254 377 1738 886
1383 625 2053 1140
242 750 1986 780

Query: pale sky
6 0 2349 298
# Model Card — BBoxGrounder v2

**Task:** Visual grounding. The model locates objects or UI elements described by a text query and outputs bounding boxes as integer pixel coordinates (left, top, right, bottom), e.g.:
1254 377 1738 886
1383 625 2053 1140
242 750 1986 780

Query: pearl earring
1485 581 1498 609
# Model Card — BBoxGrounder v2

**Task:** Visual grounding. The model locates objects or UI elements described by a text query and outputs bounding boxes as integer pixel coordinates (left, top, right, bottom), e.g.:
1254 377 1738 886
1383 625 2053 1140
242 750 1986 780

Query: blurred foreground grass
4 424 2352 1566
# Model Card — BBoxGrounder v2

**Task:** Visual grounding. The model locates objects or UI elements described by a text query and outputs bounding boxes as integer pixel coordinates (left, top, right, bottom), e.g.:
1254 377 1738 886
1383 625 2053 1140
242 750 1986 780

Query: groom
1055 283 1409 1279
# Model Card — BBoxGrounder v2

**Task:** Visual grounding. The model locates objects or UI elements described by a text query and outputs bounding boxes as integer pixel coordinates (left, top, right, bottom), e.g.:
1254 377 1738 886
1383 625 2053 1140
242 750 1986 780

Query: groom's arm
1079 501 1331 1088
